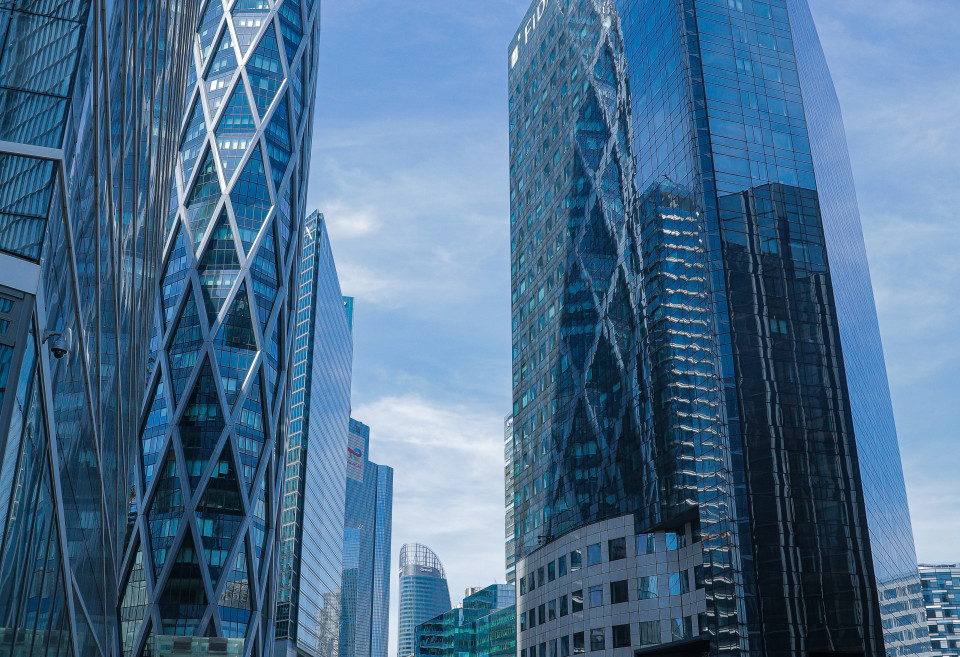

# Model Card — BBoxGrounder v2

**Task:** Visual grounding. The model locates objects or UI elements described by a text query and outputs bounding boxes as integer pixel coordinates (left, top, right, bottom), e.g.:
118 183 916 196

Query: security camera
42 329 71 359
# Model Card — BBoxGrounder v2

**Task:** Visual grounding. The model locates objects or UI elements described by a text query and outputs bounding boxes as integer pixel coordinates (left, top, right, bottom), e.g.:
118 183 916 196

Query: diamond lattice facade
0 2 197 656
119 0 321 654
508 0 927 655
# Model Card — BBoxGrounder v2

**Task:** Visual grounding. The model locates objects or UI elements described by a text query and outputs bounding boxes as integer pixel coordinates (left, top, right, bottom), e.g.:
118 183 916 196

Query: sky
305 2 960 655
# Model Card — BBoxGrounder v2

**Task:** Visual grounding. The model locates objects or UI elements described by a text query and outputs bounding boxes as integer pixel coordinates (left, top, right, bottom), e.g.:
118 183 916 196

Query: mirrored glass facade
398 544 452 657
120 0 321 653
276 211 354 657
0 2 197 656
507 0 926 655
339 419 394 657
414 585 515 657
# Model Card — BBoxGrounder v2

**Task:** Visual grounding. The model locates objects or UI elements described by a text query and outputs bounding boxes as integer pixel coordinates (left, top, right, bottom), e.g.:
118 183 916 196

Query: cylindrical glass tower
396 544 452 657
119 0 321 654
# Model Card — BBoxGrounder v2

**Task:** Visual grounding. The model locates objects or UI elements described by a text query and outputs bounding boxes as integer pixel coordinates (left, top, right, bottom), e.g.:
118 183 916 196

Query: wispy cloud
810 0 960 559
354 394 507 654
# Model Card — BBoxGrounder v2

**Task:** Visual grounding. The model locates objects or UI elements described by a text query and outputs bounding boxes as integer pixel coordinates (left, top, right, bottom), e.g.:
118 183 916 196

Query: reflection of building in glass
0 3 197 657
414 585 515 657
398 544 452 657
340 419 395 657
921 565 960 657
878 572 933 655
504 414 517 585
507 0 927 655
121 0 322 653
276 211 355 657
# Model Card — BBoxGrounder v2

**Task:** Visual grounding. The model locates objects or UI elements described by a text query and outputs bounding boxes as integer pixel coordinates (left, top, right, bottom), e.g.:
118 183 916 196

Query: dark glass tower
507 0 927 655
339 419 394 657
276 211 355 657
120 0 321 653
397 544 452 657
0 2 197 656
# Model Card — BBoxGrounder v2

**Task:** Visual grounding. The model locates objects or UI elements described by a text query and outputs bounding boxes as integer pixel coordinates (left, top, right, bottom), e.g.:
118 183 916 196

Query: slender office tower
120 0 321 653
397 544 452 657
0 2 197 656
339 419 395 657
507 1 928 656
276 211 355 657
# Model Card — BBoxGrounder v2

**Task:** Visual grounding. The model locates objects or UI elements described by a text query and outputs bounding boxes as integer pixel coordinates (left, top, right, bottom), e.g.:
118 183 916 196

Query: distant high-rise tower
507 0 928 655
276 211 355 657
339 419 395 657
121 0 322 653
397 544 452 657
0 3 197 656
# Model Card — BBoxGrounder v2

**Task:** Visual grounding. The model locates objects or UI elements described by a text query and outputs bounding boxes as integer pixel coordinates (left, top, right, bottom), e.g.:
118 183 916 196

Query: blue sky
305 2 960 653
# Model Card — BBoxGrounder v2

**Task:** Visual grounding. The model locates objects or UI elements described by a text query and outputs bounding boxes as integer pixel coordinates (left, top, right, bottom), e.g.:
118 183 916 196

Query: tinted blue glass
508 1 923 655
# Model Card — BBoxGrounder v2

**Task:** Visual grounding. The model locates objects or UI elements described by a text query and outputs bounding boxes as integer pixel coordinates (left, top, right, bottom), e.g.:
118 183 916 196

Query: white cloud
353 395 507 657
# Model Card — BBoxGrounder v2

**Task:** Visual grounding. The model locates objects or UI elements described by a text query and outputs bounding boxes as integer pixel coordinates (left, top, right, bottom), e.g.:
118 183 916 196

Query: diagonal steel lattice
118 0 320 654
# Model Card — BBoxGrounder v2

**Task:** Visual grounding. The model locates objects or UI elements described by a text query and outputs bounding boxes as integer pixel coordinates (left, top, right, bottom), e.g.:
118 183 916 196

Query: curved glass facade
508 0 924 655
120 0 321 653
0 2 197 656
397 544 451 657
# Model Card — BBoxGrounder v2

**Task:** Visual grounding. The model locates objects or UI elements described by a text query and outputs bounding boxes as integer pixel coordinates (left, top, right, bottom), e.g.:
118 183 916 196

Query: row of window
521 572 698 632
520 533 690 597
521 617 696 656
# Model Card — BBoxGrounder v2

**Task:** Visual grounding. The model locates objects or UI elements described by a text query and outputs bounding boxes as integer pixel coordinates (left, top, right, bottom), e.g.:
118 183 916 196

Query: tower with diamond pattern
119 0 321 654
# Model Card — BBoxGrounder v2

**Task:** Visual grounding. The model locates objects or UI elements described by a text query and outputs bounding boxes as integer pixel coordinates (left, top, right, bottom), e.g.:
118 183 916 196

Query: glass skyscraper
397 544 452 657
414 585 515 657
276 211 355 657
339 419 394 657
120 0 321 653
0 2 197 656
920 565 960 657
504 414 517 586
507 0 927 655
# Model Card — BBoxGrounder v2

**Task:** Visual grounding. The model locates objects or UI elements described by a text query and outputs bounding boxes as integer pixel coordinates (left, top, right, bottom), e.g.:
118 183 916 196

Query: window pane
611 580 628 604
665 532 686 550
538 567 546 586
589 585 603 608
520 576 526 596
636 534 655 555
639 621 660 646
548 599 557 620
574 632 585 654
613 624 631 649
548 561 556 581
590 629 605 652
572 589 583 613
638 575 658 599
550 640 557 657
538 604 546 624
587 543 601 566
669 572 689 596
608 537 626 561
571 550 582 570
671 617 691 641
558 555 567 577
559 595 568 617
561 637 570 657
